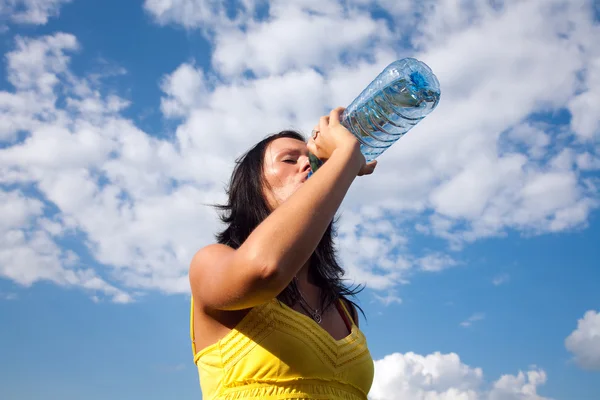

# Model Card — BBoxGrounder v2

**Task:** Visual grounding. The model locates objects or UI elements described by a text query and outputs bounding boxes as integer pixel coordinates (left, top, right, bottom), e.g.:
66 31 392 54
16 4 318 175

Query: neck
294 261 322 305
295 261 310 283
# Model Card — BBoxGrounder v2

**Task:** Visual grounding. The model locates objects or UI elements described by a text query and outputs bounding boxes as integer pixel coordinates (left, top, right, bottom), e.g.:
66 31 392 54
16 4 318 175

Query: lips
301 170 310 182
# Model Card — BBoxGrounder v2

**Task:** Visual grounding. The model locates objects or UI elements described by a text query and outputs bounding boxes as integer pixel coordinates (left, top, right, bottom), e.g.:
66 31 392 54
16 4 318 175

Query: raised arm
190 107 376 311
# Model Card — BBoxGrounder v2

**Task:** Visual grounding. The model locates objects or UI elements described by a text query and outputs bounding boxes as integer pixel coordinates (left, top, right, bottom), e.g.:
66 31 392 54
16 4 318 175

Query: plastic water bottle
308 58 440 175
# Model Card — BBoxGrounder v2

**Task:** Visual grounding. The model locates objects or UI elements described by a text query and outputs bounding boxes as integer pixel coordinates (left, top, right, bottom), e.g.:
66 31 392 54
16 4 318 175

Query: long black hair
213 130 366 320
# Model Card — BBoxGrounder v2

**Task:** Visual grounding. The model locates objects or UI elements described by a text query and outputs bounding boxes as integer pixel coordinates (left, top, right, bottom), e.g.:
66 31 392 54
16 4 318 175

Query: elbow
256 260 284 291
243 247 282 290
256 258 298 299
258 262 278 283
238 241 295 298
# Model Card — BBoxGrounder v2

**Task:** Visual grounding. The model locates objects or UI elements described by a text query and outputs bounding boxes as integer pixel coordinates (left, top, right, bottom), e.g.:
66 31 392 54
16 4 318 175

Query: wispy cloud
493 274 510 286
0 291 18 301
460 313 486 328
0 0 72 25
372 291 403 306
417 253 459 272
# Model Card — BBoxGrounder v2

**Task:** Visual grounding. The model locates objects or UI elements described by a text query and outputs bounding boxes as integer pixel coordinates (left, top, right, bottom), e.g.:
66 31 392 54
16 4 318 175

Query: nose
300 155 311 173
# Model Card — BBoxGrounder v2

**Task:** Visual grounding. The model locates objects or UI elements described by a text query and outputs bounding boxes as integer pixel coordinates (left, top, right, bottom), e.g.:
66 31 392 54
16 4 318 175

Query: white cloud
369 351 551 400
418 253 459 272
0 33 221 301
160 63 208 118
460 313 486 328
336 210 462 296
568 53 600 140
565 310 600 370
0 0 72 25
488 369 551 400
0 190 132 303
576 152 600 172
369 352 483 400
143 0 257 31
7 29 265 302
312 0 600 253
0 33 78 142
372 290 403 306
211 2 392 77
6 32 78 92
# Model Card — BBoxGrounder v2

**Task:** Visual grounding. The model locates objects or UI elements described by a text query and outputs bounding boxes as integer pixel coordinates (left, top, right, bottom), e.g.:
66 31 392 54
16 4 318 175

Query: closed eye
282 159 297 164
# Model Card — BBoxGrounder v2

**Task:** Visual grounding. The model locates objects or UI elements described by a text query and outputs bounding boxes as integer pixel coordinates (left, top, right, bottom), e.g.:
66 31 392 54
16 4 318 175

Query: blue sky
1 1 599 399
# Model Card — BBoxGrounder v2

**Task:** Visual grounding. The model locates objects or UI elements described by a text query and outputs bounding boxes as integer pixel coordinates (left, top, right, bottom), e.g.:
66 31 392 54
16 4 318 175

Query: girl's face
262 137 312 210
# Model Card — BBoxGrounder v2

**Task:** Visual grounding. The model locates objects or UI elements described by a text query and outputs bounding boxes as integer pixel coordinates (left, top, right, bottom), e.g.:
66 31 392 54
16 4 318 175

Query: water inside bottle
307 60 440 173
342 72 440 162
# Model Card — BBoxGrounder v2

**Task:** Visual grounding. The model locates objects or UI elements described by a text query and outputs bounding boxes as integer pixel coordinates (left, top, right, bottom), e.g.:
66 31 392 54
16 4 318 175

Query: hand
307 107 377 176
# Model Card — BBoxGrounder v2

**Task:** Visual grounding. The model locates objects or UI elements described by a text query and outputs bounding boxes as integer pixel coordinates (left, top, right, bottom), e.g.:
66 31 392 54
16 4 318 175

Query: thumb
358 160 377 176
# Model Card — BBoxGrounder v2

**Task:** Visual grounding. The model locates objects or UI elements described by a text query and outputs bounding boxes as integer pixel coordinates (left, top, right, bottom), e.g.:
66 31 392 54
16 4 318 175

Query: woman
189 107 378 399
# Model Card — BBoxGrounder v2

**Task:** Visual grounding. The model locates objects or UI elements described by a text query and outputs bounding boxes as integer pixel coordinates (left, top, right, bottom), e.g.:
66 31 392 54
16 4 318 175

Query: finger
359 168 374 176
329 107 346 125
368 160 378 173
307 138 321 159
359 160 377 176
319 115 329 131
311 127 319 141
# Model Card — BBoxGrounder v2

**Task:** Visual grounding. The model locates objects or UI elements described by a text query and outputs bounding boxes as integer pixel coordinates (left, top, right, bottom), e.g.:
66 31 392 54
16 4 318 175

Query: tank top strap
190 296 197 357
337 298 355 328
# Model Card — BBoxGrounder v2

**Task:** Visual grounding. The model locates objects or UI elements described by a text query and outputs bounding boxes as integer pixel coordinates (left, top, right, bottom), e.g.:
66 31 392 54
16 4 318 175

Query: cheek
268 178 301 205
266 165 292 186
263 174 280 194
263 169 286 205
263 165 300 203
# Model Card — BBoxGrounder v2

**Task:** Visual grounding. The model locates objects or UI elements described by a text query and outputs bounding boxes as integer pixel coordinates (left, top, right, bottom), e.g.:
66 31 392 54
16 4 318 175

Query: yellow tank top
190 296 374 400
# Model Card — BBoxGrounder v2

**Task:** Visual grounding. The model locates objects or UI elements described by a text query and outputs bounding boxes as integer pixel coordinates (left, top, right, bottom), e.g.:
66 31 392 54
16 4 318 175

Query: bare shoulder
188 243 236 307
189 243 234 275
188 242 276 311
